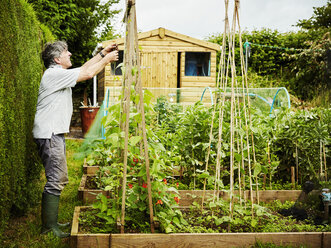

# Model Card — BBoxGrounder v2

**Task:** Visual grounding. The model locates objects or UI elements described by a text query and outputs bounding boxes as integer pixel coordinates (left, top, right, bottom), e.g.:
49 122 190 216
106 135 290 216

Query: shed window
111 50 124 75
185 52 210 76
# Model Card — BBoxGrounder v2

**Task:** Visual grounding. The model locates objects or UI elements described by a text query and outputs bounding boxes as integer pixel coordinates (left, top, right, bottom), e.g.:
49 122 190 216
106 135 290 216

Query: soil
85 176 99 189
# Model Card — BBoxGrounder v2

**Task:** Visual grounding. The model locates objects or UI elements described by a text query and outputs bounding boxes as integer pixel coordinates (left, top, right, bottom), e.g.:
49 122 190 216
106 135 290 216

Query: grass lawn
1 139 84 248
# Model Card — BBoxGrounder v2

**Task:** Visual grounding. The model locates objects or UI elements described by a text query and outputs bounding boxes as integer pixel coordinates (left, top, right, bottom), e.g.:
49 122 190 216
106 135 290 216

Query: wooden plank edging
78 175 312 205
83 164 100 175
78 175 110 203
71 207 331 248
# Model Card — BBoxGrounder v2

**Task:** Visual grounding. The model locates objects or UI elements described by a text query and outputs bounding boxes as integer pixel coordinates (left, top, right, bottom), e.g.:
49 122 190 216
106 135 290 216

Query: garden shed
97 27 221 105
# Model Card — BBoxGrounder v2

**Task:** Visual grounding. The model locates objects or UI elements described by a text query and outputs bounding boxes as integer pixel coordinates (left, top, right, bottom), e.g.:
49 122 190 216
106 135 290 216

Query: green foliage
84 80 187 233
0 0 49 238
271 108 330 185
0 139 83 247
79 92 330 234
208 0 330 103
152 98 330 190
27 0 121 67
252 241 309 248
289 32 330 103
208 29 309 78
296 0 331 33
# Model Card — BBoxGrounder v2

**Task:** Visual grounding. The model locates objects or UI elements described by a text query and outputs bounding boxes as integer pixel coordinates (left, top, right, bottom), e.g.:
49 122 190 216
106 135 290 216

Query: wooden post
120 0 135 233
291 166 295 189
132 5 155 233
236 0 255 215
323 143 327 181
320 141 323 180
295 142 299 184
119 0 155 234
267 141 272 190
263 174 266 190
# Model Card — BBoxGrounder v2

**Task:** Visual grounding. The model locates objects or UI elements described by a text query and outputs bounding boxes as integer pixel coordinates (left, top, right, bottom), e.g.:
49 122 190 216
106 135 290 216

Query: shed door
140 51 177 88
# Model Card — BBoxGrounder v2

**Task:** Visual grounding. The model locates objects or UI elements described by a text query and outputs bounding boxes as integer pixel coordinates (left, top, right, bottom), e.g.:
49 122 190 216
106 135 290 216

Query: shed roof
102 27 221 51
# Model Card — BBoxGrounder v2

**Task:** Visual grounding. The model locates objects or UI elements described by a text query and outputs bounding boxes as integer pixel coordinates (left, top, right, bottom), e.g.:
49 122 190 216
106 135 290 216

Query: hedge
0 0 53 237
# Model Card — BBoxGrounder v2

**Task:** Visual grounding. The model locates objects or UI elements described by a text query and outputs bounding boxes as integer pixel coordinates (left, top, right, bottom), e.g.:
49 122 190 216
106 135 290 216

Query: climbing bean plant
89 89 187 233
152 98 330 190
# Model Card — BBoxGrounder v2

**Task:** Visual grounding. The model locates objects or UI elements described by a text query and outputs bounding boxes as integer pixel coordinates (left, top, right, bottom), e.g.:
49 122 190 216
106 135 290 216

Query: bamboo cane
132 4 155 233
235 0 255 216
323 143 327 181
291 166 295 189
268 141 272 190
203 0 230 209
320 140 323 180
295 142 299 185
120 0 134 233
228 0 239 218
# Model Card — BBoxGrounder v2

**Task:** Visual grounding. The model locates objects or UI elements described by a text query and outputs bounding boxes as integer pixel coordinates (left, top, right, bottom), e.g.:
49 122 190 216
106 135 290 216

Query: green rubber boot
41 192 70 238
57 221 70 228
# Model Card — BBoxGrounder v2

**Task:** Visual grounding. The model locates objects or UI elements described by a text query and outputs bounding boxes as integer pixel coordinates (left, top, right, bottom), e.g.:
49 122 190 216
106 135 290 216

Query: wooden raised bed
78 174 111 203
83 163 100 175
79 175 310 206
83 163 181 177
71 206 331 248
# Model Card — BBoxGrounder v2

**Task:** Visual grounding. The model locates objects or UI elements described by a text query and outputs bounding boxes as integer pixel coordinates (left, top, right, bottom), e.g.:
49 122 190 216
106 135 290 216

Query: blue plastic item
101 89 110 139
200 87 214 105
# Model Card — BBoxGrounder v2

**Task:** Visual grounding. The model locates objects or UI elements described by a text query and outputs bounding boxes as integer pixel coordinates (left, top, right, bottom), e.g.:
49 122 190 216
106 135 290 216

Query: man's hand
78 43 119 82
104 44 118 53
106 50 119 63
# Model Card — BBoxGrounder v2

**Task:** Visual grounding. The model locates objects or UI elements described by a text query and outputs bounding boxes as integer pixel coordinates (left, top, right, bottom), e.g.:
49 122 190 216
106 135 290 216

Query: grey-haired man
33 41 118 238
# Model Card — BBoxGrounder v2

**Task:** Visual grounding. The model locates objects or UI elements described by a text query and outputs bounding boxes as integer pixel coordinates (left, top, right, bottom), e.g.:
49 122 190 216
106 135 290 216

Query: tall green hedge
0 0 53 236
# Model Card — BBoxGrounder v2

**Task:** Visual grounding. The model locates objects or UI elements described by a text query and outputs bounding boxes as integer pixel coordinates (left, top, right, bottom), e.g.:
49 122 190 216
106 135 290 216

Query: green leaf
131 67 138 76
197 171 210 179
167 187 179 194
215 218 224 226
234 153 242 163
104 186 113 191
129 136 142 146
172 217 181 228
251 219 258 227
253 163 262 177
209 202 217 208
165 226 173 233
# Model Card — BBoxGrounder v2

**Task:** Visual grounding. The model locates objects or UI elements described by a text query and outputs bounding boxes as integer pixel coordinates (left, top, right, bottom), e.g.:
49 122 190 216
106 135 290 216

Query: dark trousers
35 133 68 196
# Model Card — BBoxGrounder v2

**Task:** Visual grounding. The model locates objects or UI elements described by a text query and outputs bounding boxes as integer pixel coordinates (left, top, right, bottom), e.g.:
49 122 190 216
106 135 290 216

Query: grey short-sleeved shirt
33 65 80 139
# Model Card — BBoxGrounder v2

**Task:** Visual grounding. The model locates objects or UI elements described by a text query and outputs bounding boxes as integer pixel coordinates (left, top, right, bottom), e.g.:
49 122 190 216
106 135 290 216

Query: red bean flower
133 157 139 164
174 196 179 204
128 183 133 189
163 178 167 185
176 182 179 188
142 182 147 188
156 199 163 205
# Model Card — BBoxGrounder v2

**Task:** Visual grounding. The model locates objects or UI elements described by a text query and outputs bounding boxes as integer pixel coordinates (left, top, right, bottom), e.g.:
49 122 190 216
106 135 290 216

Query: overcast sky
111 0 327 40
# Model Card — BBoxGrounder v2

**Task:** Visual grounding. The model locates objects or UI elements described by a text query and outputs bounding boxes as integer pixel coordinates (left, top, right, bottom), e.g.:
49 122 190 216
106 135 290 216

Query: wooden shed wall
98 29 219 105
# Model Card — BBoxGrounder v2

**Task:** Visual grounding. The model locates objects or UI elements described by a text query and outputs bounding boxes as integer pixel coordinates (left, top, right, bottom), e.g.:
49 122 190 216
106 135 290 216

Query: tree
27 0 121 67
296 0 331 32
290 0 331 104
208 29 308 79
289 32 330 103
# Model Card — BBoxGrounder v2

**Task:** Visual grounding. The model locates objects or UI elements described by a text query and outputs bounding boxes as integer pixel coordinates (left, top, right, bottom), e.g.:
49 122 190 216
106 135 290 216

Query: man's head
42 41 72 69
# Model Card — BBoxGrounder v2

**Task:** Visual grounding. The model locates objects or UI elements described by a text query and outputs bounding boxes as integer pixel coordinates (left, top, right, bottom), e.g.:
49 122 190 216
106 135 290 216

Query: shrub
0 0 53 237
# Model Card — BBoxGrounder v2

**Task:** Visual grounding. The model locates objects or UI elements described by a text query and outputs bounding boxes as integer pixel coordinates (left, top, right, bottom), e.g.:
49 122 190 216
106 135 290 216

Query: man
33 41 118 238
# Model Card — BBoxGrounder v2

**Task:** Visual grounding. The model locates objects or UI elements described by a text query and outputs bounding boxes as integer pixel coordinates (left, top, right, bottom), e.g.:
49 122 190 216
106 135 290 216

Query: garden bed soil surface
71 206 331 248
